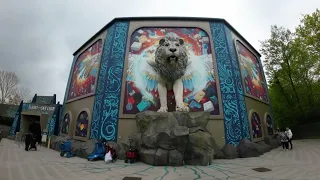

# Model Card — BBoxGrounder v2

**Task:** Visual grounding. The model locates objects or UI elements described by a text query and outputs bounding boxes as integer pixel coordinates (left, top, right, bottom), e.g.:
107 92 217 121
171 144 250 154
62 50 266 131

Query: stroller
124 139 138 164
25 133 37 151
29 134 37 151
87 141 106 161
59 140 75 158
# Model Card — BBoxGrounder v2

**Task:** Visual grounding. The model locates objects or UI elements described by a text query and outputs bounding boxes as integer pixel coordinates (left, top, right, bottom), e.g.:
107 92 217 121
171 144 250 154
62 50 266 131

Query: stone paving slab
1 138 320 180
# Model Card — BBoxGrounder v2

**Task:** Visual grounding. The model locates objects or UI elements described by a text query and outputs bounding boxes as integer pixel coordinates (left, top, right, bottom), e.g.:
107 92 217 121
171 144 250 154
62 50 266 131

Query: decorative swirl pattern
210 22 244 146
91 22 129 141
9 101 23 135
58 56 77 135
90 23 116 139
47 114 56 136
224 26 251 140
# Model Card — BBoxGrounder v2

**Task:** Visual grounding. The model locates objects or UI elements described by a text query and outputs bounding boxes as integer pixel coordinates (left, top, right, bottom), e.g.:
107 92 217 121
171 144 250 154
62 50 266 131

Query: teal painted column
210 22 250 146
91 21 129 141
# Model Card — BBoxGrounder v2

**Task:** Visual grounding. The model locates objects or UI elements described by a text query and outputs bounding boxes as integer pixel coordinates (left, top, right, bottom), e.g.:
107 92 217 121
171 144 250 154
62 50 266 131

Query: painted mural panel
67 40 103 101
75 111 89 137
235 41 268 102
251 112 263 138
266 115 273 135
123 27 220 115
61 113 70 134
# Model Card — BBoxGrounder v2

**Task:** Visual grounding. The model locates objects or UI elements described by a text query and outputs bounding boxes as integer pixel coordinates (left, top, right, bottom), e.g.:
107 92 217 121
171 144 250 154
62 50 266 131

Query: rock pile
50 135 96 159
117 111 221 166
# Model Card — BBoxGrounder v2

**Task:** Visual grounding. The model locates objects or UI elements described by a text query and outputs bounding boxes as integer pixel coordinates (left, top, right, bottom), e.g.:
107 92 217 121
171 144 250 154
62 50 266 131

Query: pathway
1 138 320 180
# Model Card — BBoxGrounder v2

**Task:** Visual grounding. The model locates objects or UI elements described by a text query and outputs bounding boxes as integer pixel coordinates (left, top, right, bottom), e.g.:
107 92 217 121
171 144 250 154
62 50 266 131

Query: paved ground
1 138 320 180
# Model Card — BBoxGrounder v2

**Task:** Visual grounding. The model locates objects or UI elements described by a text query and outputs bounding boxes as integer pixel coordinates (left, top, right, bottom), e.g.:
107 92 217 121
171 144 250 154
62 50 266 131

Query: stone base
50 135 96 159
41 112 281 165
120 111 218 166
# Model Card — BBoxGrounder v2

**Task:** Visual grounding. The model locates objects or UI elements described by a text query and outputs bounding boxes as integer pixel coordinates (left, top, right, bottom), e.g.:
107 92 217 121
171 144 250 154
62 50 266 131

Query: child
279 130 289 150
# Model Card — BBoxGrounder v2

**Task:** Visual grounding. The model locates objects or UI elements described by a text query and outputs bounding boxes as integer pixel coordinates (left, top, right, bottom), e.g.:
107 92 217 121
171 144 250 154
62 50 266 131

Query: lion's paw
176 104 189 112
157 107 168 112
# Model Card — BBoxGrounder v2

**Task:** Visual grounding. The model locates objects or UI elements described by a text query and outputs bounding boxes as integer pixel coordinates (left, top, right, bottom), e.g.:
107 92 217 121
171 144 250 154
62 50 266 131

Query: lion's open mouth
167 55 178 63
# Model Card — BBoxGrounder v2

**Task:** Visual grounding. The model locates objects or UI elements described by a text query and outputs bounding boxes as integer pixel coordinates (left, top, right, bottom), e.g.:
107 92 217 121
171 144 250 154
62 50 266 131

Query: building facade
10 94 61 138
60 17 274 147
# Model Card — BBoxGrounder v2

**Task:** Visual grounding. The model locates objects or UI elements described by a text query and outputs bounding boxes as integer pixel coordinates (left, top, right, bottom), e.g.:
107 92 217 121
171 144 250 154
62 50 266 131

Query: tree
8 86 31 105
0 70 30 104
260 9 320 128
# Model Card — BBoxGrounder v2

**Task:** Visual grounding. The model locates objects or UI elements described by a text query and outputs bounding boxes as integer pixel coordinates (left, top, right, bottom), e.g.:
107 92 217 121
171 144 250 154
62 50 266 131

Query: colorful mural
75 111 89 137
61 113 70 134
235 41 268 102
67 40 103 101
123 27 220 115
251 112 262 138
266 115 273 135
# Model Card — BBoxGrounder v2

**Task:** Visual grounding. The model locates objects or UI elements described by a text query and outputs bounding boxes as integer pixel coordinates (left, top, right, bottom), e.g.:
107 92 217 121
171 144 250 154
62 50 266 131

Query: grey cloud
0 0 319 102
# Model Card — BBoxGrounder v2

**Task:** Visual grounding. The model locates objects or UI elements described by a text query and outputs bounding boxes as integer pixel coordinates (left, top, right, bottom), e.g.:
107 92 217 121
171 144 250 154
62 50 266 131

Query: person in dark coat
25 132 33 151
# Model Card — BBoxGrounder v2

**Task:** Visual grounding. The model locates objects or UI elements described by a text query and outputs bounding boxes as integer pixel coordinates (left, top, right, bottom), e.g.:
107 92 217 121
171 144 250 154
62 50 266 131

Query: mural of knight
57 17 274 149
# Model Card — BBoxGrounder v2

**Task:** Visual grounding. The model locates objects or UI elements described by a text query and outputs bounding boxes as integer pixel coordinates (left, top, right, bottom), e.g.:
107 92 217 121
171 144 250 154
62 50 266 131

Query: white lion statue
127 32 213 113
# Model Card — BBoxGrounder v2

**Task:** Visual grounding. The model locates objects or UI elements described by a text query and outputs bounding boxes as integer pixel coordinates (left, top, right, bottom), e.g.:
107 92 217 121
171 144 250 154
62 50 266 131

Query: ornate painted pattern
224 26 251 140
47 114 56 136
9 101 23 135
59 56 77 135
48 104 60 136
210 22 244 145
91 21 129 141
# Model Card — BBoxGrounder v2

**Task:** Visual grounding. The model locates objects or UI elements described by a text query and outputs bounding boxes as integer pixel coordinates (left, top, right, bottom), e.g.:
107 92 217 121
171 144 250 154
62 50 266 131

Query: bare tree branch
0 70 21 104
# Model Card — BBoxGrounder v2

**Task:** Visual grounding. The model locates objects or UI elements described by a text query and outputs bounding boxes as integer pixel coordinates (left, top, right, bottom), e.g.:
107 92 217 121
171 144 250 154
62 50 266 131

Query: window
266 115 273 135
251 112 263 139
75 111 89 137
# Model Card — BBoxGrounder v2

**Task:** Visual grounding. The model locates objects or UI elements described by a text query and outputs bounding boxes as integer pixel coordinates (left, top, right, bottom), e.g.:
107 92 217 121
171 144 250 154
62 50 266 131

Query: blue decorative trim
47 114 56 136
91 21 129 141
58 56 77 135
47 103 61 136
224 26 251 140
210 22 249 146
9 101 23 135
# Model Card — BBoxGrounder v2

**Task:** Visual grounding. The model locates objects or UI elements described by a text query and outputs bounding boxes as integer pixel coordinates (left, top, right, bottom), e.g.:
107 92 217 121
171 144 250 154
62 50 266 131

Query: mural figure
236 41 268 102
61 114 70 134
67 40 103 101
251 112 262 138
123 28 219 115
75 111 89 137
266 115 273 135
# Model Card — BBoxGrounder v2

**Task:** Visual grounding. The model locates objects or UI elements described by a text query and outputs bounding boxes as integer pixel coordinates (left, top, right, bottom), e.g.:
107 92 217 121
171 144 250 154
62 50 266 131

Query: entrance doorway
21 115 41 143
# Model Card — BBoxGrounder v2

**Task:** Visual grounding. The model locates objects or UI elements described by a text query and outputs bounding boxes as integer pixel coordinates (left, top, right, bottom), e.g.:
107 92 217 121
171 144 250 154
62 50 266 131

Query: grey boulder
237 139 262 158
221 144 238 159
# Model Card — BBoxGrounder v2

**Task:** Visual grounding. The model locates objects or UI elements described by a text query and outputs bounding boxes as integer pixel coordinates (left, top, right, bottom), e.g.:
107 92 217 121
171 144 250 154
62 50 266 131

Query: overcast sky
0 0 319 103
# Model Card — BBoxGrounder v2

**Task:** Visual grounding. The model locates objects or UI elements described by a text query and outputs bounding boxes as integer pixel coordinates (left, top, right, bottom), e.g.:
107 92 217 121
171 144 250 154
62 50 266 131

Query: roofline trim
73 16 261 57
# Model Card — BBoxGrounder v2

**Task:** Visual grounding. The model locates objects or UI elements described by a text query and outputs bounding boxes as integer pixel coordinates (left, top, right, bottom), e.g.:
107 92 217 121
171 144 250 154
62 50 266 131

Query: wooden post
47 136 51 148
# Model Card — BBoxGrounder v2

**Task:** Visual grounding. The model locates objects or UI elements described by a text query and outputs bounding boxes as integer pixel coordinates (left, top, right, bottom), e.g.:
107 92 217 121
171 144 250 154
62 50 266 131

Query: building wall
62 18 273 147
230 28 274 142
64 96 95 139
115 20 225 147
60 30 107 140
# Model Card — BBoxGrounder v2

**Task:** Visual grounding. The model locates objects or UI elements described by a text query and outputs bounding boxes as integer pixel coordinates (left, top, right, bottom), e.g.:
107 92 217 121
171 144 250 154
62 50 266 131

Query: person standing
285 127 293 150
279 130 289 150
